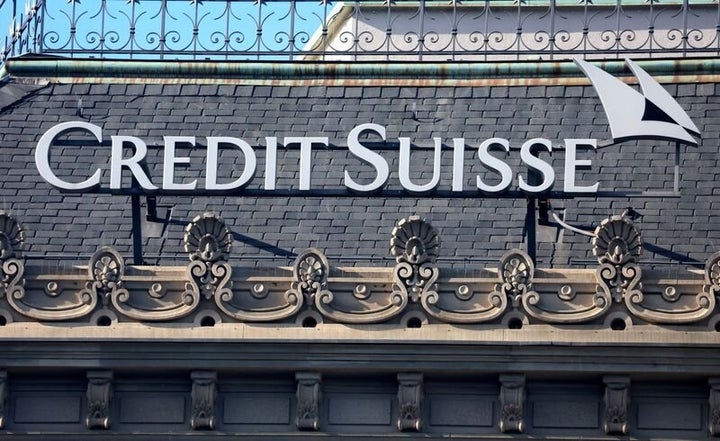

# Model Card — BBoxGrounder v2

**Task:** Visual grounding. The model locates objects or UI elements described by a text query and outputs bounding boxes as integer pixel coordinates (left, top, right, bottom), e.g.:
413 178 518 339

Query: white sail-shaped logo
575 58 700 146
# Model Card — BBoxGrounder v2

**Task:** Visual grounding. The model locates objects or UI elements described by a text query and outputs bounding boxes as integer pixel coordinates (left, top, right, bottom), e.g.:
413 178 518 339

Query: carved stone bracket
191 371 217 430
603 375 630 435
86 370 113 430
397 373 423 432
593 215 642 306
499 374 525 433
0 370 6 429
710 378 720 437
296 372 321 431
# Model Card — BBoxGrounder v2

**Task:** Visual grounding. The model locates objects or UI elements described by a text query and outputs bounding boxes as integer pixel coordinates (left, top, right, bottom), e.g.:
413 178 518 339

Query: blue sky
2 0 334 61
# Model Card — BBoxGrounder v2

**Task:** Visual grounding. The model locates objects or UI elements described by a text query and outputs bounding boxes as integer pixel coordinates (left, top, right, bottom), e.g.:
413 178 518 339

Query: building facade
0 1 719 439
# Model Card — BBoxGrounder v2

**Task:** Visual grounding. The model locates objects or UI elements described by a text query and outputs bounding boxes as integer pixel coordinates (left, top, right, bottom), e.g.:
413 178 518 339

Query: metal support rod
674 142 680 193
526 198 537 264
131 194 143 265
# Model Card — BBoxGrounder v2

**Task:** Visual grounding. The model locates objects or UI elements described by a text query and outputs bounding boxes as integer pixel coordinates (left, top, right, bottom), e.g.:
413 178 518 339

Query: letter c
36 121 102 191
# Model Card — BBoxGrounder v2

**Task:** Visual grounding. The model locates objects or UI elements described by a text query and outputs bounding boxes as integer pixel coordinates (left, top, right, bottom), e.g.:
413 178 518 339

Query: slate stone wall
0 81 717 269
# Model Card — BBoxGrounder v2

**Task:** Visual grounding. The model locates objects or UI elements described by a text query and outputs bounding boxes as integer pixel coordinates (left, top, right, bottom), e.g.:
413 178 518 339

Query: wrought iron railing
2 0 719 65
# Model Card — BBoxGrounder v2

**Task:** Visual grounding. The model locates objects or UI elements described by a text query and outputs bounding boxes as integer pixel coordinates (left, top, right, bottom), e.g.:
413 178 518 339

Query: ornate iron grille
1 0 719 64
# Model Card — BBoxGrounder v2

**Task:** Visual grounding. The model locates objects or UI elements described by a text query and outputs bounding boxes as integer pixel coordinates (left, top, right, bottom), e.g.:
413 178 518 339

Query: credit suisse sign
34 59 699 197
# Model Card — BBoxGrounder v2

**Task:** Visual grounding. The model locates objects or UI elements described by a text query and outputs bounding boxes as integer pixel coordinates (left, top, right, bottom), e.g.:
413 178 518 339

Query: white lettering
284 136 329 191
399 137 442 194
345 123 390 193
564 138 599 193
36 121 102 191
110 136 158 190
518 138 555 194
264 136 278 190
162 136 197 191
452 138 465 192
206 137 257 190
477 138 513 194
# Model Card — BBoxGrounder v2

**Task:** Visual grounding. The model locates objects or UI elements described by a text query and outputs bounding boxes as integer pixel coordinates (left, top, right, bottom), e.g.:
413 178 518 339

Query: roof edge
3 56 720 86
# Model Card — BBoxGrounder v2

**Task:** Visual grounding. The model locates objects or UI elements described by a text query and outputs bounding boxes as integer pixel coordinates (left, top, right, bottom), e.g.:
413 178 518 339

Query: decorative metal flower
0 212 24 261
184 213 233 262
592 215 642 265
390 216 440 264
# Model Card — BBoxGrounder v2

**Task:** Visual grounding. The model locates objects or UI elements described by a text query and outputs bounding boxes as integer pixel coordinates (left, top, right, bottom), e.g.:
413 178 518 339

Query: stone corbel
397 373 423 432
0 370 7 429
710 378 720 437
190 371 217 430
86 370 113 430
296 372 321 431
603 375 630 435
499 374 525 433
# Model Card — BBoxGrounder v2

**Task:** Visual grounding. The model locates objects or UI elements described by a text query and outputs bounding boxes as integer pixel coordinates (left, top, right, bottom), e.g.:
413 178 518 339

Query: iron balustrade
1 0 720 64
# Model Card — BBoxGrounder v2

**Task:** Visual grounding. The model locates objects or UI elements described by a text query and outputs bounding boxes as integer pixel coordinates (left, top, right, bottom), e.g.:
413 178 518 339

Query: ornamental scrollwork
184 212 233 301
0 212 25 303
293 248 330 306
500 249 534 306
705 252 720 297
391 216 440 305
110 238 200 321
90 247 126 307
311 246 406 323
519 244 611 323
593 214 642 305
213 230 302 323
625 251 719 324
8 244 102 321
419 250 509 323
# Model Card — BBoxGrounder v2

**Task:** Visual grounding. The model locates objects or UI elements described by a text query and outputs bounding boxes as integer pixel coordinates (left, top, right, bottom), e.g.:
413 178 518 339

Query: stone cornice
1 212 719 333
